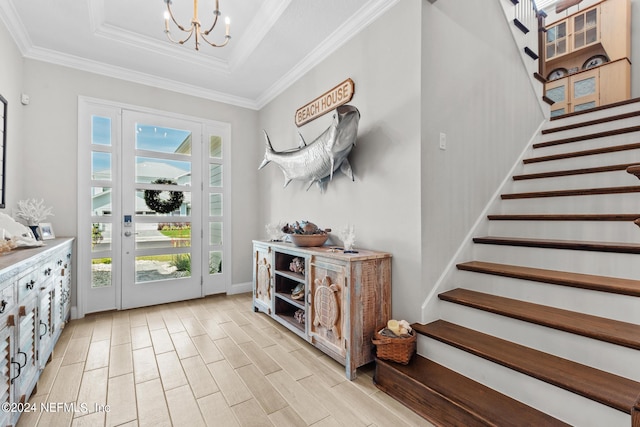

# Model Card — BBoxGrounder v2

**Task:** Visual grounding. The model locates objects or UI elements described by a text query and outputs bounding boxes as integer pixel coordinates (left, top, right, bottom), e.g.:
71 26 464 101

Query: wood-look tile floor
17 293 434 427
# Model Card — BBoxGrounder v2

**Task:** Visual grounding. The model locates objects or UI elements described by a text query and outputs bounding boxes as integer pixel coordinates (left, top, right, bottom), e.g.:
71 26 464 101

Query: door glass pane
574 101 596 112
92 116 111 146
210 136 222 158
547 86 565 102
574 33 584 49
136 254 191 283
209 222 222 245
135 222 191 249
209 194 222 217
210 164 222 187
574 14 584 31
136 124 192 155
92 223 111 251
551 108 566 117
136 189 190 216
557 39 566 55
574 77 596 98
558 22 566 38
546 44 556 59
586 9 596 27
547 26 556 42
92 152 111 180
135 157 191 185
586 28 597 44
209 251 222 275
92 187 112 216
92 257 112 288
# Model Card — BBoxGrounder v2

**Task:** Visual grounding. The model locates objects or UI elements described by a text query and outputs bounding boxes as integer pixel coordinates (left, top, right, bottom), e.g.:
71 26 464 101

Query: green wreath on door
143 178 184 214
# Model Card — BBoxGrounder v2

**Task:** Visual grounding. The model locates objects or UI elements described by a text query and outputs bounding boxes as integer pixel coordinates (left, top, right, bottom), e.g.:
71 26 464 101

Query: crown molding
23 45 258 109
0 1 31 54
255 0 400 109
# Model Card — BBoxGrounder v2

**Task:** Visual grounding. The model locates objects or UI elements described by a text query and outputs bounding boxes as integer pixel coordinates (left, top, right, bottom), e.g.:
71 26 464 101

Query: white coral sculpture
15 198 54 225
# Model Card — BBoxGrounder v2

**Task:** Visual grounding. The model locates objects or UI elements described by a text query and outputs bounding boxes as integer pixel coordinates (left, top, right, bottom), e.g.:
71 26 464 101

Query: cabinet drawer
17 270 41 303
0 286 14 317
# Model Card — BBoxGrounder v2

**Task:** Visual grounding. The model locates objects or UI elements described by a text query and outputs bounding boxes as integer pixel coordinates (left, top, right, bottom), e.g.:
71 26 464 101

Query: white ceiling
0 0 398 110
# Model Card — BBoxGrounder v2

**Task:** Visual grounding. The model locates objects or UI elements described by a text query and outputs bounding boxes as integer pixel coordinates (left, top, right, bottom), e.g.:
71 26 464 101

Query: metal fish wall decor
259 105 360 192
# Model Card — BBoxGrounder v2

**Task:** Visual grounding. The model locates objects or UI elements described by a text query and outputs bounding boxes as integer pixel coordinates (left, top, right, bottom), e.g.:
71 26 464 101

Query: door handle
124 231 132 237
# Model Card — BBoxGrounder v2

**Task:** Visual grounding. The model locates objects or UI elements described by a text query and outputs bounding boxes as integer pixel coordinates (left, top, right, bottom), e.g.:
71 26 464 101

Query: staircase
374 99 640 427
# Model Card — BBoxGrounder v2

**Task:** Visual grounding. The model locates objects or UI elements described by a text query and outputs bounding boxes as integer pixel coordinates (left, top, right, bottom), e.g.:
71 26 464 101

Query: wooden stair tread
533 125 640 149
438 288 640 350
487 213 640 221
413 320 640 413
457 261 640 296
374 356 571 427
501 185 640 199
542 110 640 134
523 142 640 164
513 163 638 180
473 235 640 254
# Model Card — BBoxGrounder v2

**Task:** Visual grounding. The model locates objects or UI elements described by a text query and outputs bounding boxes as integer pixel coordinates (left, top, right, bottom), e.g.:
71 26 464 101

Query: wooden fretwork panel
253 247 272 312
309 260 347 358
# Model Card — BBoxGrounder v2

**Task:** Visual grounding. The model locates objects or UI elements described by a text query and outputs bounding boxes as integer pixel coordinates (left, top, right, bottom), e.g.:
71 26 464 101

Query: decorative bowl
289 233 328 247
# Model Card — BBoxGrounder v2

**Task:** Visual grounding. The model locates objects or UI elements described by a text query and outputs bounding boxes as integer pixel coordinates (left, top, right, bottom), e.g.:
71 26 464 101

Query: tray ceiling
0 0 398 109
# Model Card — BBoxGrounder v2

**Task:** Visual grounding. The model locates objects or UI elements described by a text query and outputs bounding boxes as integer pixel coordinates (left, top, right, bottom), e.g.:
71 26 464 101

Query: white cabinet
0 238 74 425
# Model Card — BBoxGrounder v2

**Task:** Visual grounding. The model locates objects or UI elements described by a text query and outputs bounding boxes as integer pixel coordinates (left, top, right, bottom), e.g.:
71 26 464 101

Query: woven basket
372 327 416 365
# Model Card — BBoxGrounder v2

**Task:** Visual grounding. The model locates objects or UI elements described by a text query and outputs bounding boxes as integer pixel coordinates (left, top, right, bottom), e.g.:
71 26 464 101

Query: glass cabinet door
572 69 599 112
573 8 598 50
546 78 569 117
546 21 567 59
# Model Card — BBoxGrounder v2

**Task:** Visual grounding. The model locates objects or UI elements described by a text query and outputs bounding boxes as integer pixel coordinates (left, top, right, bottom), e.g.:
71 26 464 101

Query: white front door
78 99 231 316
120 111 203 309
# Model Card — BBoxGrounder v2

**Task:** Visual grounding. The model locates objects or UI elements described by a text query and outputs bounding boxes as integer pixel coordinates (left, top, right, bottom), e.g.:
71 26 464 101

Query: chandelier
163 0 231 50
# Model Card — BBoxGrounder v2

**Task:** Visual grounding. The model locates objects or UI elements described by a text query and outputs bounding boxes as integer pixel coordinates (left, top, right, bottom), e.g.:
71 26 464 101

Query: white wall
419 0 545 319
0 21 26 210
257 1 423 321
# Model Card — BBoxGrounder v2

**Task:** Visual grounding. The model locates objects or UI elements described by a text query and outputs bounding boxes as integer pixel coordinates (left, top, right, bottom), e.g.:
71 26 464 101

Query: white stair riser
417 336 629 427
508 171 636 194
539 117 640 143
542 102 640 129
487 219 640 243
471 244 640 280
520 150 640 176
497 192 640 214
525 137 640 164
453 269 640 324
439 301 640 382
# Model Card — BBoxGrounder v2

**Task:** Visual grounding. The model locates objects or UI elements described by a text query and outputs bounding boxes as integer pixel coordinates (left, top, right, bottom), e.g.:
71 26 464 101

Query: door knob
124 231 132 237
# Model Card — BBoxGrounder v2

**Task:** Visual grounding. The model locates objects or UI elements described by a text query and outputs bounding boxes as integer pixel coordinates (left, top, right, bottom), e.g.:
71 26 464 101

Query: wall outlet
439 132 447 150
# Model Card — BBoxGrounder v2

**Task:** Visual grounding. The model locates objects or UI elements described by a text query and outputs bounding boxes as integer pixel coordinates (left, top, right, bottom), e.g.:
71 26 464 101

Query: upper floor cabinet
544 0 630 116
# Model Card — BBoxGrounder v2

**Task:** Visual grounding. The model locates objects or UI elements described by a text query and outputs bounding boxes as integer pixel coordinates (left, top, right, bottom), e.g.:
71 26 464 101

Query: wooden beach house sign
295 78 355 127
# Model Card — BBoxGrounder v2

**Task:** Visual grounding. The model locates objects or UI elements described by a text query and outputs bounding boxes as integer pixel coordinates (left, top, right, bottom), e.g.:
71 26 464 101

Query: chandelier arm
165 27 195 46
163 0 229 49
203 12 220 35
199 32 231 48
165 2 191 33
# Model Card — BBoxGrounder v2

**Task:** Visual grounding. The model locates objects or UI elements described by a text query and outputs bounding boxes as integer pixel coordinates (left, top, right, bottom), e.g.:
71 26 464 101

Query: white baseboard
228 281 252 295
